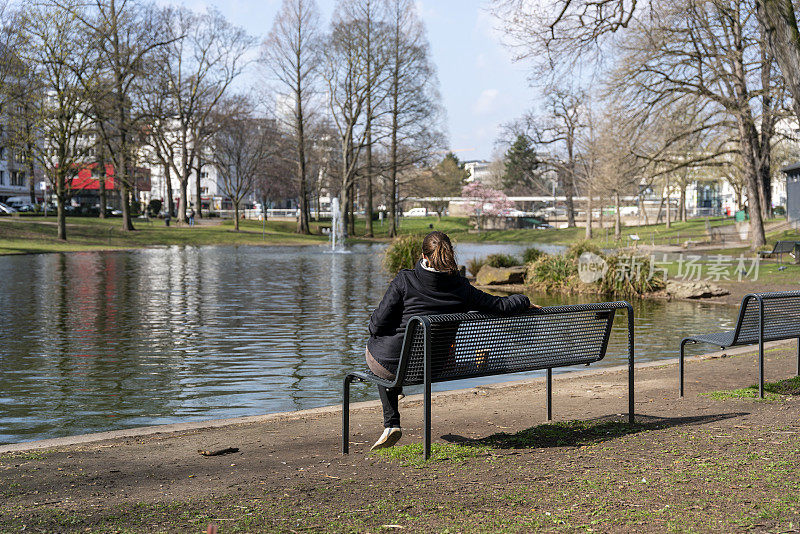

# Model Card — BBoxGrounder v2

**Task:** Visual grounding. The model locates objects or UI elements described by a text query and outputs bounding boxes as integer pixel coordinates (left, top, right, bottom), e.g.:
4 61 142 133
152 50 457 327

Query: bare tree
322 3 378 237
603 0 781 248
505 87 587 226
383 0 445 236
261 0 322 235
591 107 647 239
211 97 275 231
358 0 391 237
12 0 95 240
152 5 252 224
55 0 172 232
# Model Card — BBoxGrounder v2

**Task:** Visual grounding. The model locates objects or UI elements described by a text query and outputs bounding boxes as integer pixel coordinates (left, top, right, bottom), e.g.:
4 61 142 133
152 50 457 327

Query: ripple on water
0 244 738 444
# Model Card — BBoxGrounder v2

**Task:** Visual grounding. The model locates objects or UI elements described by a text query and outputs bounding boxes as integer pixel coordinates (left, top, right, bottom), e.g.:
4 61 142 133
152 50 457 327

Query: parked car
0 202 17 214
13 203 37 213
402 207 428 217
499 209 527 217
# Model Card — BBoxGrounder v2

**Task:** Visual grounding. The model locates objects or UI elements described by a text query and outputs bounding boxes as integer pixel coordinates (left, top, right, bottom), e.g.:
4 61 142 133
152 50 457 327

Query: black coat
367 260 531 375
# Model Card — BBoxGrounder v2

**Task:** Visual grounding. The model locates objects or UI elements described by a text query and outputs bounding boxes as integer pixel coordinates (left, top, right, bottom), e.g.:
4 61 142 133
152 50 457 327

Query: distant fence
214 209 334 220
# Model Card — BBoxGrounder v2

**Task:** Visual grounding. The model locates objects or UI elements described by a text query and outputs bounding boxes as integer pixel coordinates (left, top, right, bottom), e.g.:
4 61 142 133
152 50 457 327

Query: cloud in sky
472 89 499 115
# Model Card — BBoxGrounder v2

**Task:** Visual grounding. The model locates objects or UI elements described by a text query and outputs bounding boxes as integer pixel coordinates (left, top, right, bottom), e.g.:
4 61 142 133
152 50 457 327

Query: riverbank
2 342 800 532
2 214 796 256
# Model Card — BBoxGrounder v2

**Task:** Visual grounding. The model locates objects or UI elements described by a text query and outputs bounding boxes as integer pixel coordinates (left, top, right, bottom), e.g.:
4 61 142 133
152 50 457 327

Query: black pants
378 385 402 428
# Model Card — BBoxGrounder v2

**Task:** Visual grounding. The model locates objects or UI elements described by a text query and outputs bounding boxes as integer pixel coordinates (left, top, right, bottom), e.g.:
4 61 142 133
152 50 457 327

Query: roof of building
782 162 800 173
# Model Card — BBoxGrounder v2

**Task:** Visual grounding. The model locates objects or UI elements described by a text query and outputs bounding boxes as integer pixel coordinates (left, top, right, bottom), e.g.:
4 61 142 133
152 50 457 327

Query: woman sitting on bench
366 231 537 450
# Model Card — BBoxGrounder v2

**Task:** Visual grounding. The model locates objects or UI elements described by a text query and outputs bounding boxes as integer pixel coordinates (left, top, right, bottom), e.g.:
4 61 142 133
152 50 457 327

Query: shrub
148 199 162 216
565 240 603 262
522 247 545 264
485 253 521 268
597 254 665 297
527 254 577 289
383 235 422 274
466 257 487 277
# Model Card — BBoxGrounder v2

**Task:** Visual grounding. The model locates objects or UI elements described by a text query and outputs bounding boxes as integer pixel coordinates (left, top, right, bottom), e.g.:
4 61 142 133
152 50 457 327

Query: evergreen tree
502 134 542 193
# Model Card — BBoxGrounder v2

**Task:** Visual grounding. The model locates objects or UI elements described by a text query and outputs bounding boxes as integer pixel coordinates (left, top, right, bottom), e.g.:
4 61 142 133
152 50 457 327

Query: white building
462 160 492 183
0 146 33 203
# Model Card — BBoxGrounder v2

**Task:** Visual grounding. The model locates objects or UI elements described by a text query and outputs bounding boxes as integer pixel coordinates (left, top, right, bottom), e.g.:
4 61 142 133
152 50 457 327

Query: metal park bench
679 291 800 398
757 241 800 264
343 302 635 459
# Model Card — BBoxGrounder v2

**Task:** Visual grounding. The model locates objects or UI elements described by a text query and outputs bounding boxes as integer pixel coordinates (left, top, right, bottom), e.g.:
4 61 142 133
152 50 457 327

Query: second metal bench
679 291 800 398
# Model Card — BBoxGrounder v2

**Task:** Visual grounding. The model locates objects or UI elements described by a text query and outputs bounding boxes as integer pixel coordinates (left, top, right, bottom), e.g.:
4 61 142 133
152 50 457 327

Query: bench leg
342 375 353 455
679 340 688 397
424 378 431 460
759 301 765 399
759 339 765 399
546 368 552 421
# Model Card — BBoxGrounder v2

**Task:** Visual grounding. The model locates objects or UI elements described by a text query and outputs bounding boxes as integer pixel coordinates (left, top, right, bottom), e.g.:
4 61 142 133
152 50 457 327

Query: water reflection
0 244 738 445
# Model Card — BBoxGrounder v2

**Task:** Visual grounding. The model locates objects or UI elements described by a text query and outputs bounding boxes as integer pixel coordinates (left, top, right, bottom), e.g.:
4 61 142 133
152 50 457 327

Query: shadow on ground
441 412 748 449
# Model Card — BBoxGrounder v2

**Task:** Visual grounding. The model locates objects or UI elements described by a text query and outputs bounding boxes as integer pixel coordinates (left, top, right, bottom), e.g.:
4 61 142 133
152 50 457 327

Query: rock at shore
665 280 730 299
476 265 527 285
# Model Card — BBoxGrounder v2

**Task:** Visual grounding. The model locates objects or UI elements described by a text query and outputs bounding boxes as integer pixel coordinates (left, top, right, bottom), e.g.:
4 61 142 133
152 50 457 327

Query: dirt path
2 342 800 532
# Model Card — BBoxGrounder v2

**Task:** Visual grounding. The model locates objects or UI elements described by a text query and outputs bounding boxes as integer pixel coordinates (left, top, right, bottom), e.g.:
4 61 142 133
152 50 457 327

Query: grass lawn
0 216 326 255
2 214 798 259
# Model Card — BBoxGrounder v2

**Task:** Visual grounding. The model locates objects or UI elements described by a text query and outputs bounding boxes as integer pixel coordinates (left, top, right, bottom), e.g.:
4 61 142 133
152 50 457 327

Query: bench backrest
773 241 799 254
396 302 632 386
732 291 800 345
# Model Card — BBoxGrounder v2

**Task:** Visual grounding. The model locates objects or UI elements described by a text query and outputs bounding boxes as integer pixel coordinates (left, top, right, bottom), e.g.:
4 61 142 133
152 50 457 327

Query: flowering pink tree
461 182 513 231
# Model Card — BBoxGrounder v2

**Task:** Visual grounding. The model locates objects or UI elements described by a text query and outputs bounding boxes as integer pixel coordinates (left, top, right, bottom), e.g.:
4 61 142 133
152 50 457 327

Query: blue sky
168 0 538 160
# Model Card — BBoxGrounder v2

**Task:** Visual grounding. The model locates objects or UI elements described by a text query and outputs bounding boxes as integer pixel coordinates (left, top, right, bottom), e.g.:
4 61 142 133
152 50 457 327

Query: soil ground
2 342 800 533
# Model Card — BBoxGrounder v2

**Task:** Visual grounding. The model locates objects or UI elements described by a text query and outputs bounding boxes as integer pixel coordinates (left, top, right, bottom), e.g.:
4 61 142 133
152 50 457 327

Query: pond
0 243 737 445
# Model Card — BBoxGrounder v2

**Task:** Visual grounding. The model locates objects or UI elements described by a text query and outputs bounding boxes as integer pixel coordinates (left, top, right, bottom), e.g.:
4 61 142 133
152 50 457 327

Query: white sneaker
370 427 402 451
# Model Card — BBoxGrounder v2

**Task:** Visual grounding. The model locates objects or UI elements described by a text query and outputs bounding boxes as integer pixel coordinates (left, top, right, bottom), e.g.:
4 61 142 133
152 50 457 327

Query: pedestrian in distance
188 208 195 227
364 231 539 450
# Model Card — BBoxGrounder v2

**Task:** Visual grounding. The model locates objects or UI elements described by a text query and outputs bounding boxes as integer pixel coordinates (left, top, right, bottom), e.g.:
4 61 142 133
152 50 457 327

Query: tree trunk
196 157 203 219
27 165 35 204
347 183 355 236
56 172 66 241
365 140 373 237
233 201 240 232
585 194 593 239
613 191 621 240
179 179 188 224
295 53 310 235
98 164 107 219
565 162 576 227
164 162 174 216
598 197 604 229
640 195 649 226
756 0 800 126
119 154 134 232
759 156 772 221
742 143 767 249
655 196 665 224
665 176 671 229
679 185 687 222
388 91 399 237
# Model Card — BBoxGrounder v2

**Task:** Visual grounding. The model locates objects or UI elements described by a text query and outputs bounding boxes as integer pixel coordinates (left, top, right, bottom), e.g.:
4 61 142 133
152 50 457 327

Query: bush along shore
384 238 667 299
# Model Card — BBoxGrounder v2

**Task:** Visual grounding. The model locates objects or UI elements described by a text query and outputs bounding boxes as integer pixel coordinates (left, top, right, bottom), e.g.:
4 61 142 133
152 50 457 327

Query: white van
403 207 428 217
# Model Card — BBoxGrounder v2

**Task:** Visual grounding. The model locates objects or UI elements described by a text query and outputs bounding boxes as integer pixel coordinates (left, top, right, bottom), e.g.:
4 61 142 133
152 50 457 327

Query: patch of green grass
370 442 489 467
704 375 800 401
0 450 49 462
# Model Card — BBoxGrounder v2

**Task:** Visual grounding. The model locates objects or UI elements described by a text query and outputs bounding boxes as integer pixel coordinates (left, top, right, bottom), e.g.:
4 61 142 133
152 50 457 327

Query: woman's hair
422 231 458 274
